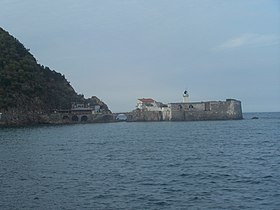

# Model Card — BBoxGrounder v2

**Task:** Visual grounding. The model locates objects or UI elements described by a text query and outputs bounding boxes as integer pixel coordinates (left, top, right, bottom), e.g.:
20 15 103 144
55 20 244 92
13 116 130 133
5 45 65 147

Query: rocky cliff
0 27 110 125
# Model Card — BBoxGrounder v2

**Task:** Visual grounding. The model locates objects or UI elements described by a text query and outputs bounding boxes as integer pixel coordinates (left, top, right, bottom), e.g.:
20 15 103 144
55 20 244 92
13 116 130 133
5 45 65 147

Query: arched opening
72 115 79 122
179 105 183 110
116 114 127 121
81 115 88 122
62 115 70 120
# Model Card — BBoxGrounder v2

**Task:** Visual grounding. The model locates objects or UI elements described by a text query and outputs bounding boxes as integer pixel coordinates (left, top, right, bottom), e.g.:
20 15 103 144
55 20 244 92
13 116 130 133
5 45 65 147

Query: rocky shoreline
0 112 117 127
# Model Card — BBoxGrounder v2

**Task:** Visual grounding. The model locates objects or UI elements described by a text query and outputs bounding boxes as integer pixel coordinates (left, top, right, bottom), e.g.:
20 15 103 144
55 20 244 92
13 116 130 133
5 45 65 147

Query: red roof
138 98 155 103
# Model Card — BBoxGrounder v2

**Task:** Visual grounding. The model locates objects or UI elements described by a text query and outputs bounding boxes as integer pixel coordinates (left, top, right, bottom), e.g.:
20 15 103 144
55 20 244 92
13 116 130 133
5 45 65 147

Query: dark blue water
0 113 279 209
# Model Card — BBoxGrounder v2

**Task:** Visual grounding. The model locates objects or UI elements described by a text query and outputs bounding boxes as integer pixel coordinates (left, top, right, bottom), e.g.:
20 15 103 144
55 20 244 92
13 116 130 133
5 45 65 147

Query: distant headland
0 27 242 126
0 27 111 126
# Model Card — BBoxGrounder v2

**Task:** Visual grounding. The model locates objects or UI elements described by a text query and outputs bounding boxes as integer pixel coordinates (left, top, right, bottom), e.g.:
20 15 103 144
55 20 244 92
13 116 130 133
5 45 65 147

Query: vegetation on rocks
0 27 110 124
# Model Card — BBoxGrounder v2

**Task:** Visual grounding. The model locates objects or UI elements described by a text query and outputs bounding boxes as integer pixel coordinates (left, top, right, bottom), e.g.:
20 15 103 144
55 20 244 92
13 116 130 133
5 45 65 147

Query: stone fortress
23 90 243 124
127 90 243 121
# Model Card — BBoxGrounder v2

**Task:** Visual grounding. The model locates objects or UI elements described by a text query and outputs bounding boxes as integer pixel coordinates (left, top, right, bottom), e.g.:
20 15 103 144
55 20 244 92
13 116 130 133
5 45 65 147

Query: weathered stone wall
170 110 185 121
162 107 171 121
128 110 162 121
49 113 115 124
0 99 242 126
128 99 242 122
0 111 51 126
172 99 243 121
0 112 116 126
169 102 206 112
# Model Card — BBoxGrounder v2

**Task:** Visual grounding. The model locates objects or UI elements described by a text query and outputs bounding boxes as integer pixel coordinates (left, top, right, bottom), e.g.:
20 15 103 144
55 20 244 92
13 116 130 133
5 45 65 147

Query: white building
136 98 162 111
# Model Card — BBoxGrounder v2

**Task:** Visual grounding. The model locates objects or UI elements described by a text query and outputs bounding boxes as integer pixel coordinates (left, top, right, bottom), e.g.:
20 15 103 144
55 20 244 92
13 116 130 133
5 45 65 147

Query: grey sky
1 0 279 112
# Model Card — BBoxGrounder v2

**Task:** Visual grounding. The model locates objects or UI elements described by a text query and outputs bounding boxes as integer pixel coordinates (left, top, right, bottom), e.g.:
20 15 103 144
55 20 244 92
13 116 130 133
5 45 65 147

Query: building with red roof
136 98 163 111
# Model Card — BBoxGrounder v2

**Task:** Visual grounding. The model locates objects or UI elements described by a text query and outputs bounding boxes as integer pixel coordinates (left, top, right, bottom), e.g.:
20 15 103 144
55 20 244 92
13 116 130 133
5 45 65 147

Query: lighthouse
183 90 189 103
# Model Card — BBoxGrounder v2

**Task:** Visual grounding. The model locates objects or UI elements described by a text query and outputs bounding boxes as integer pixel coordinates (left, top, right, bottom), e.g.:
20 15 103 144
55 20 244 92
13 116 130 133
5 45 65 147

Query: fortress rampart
128 99 243 122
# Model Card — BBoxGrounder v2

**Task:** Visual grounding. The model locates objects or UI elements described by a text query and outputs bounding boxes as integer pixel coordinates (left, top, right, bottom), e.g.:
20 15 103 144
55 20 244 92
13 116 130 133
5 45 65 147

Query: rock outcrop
0 27 110 126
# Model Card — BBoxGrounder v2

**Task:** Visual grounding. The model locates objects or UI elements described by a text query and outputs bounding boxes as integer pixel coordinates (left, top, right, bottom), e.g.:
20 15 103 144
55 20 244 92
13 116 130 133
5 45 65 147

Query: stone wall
162 107 171 121
0 111 50 126
170 99 243 121
128 110 162 122
128 99 242 122
0 112 115 126
49 113 115 124
0 99 242 126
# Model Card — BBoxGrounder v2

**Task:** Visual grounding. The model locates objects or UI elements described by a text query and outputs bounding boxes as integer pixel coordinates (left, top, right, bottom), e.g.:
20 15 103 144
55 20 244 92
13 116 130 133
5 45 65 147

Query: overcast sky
0 0 279 112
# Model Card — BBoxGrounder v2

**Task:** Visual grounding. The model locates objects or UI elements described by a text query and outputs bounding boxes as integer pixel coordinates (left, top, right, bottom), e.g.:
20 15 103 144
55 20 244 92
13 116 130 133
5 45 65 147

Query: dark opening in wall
62 116 70 120
205 102 211 111
81 116 88 122
72 115 79 122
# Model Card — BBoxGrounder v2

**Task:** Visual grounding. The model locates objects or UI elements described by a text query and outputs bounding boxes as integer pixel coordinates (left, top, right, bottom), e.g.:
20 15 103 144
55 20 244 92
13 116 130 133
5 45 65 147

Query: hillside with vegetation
0 27 110 124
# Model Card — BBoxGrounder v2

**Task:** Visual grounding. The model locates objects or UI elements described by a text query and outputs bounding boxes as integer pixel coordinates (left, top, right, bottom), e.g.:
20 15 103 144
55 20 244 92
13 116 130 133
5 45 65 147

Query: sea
0 112 279 210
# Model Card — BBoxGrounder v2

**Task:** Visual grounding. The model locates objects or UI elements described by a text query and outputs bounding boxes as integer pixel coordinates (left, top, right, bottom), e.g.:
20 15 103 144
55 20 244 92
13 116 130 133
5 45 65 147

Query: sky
0 0 279 112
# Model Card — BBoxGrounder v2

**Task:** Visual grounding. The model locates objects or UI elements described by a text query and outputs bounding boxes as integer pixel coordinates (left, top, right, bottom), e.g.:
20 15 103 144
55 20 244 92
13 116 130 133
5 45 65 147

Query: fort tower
183 90 189 103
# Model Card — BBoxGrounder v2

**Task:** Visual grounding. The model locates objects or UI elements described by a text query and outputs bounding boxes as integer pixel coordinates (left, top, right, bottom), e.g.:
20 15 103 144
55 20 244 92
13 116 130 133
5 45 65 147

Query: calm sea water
0 112 279 210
